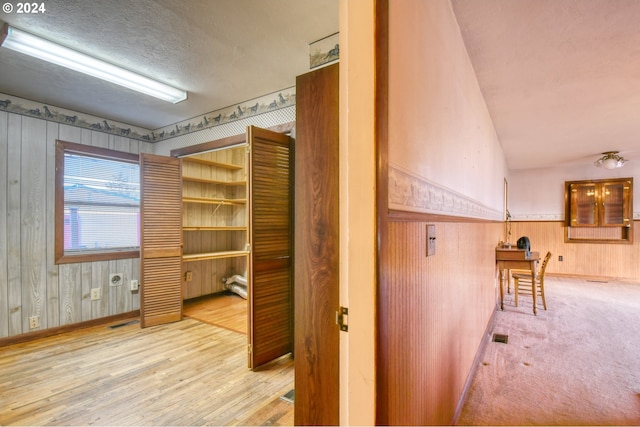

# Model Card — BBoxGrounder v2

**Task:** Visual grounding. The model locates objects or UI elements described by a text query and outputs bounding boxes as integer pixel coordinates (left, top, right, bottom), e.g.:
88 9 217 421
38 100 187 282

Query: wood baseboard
0 311 140 347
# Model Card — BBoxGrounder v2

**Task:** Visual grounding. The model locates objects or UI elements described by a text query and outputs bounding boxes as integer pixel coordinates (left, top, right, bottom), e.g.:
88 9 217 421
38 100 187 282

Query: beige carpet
457 277 640 426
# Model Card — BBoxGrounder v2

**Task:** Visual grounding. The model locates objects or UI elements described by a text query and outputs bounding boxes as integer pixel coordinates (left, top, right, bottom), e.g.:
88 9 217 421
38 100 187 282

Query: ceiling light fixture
594 151 627 169
0 24 187 104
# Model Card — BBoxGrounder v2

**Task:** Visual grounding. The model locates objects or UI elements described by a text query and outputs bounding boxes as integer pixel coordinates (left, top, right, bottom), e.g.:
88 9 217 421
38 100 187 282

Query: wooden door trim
375 0 390 424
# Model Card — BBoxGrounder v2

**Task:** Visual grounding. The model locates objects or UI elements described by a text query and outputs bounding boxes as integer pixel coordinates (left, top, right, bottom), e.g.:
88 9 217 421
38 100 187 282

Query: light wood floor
184 291 248 334
0 292 294 426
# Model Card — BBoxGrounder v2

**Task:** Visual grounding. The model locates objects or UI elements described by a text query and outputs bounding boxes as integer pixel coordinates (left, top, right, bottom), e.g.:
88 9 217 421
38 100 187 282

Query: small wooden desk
496 248 540 315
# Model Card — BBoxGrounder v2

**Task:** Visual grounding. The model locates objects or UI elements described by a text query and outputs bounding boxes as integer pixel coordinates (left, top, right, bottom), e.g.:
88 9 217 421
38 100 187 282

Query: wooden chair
512 251 552 311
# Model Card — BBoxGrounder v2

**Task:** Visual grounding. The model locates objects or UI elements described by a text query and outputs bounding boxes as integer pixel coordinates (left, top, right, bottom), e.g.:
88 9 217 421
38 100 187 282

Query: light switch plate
426 224 436 256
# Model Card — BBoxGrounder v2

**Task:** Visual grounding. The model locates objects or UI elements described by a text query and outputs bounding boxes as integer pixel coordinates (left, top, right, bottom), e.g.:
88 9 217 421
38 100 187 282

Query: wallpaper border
0 87 295 143
388 165 503 221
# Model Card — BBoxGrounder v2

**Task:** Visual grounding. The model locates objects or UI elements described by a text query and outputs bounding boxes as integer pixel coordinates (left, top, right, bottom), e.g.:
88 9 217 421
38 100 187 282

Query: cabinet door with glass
568 179 631 227
565 177 633 244
601 181 631 226
569 182 598 226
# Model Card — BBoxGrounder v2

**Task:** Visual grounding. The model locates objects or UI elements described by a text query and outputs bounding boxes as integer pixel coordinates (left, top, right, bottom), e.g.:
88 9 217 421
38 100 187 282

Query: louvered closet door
248 125 293 369
140 153 183 328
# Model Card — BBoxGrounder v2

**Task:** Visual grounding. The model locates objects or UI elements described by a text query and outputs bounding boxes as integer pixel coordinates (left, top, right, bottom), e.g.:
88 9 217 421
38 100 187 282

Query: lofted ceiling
1 1 639 171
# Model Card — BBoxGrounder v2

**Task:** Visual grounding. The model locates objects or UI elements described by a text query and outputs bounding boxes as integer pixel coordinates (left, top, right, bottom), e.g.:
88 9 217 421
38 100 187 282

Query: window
55 140 140 263
565 177 633 244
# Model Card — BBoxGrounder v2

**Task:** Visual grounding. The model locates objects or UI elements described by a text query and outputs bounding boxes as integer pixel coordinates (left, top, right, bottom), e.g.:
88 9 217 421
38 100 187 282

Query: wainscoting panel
379 220 501 425
510 221 640 281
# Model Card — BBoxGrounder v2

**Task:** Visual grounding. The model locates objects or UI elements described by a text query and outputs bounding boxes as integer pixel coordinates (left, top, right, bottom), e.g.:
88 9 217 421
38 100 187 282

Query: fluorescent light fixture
0 24 187 104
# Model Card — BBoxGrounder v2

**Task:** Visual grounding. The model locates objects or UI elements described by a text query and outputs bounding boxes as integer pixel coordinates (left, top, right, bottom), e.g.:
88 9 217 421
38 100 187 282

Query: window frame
55 140 141 264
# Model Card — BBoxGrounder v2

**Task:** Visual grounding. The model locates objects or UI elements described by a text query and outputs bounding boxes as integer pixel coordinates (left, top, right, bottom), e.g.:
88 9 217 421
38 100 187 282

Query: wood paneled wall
378 220 502 425
0 112 149 338
376 1 507 423
511 221 640 281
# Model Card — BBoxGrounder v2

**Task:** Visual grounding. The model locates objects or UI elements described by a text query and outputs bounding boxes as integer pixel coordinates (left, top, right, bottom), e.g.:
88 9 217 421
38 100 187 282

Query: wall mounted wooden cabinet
565 177 633 243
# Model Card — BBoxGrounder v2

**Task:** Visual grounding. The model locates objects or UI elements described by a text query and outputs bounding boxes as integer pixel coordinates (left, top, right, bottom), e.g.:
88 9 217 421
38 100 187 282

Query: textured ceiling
451 0 640 170
1 1 639 171
0 0 338 129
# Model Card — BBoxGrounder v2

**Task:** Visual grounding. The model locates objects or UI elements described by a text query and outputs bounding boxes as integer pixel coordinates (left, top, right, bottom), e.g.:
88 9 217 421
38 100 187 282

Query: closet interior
181 144 250 301
159 125 293 370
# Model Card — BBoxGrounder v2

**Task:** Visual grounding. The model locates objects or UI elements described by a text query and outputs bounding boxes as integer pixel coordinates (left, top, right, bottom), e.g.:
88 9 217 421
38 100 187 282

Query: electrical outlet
110 273 123 287
29 316 39 329
185 271 193 282
91 288 100 300
558 255 563 262
130 280 139 291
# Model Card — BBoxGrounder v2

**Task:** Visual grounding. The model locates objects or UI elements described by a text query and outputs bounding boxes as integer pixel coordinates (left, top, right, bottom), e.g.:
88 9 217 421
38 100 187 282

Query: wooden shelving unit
171 125 295 371
183 249 251 262
182 196 246 206
183 226 247 231
181 146 249 299
182 176 246 186
182 157 243 170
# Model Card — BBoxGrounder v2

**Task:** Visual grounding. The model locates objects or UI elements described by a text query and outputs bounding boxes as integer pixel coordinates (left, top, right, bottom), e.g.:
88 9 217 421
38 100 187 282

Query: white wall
508 162 640 220
387 0 507 220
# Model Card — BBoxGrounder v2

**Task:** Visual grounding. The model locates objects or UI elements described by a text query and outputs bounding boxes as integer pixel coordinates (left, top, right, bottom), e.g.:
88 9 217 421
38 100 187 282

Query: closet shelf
183 196 246 206
182 176 246 186
182 250 250 262
183 226 247 231
182 157 243 170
